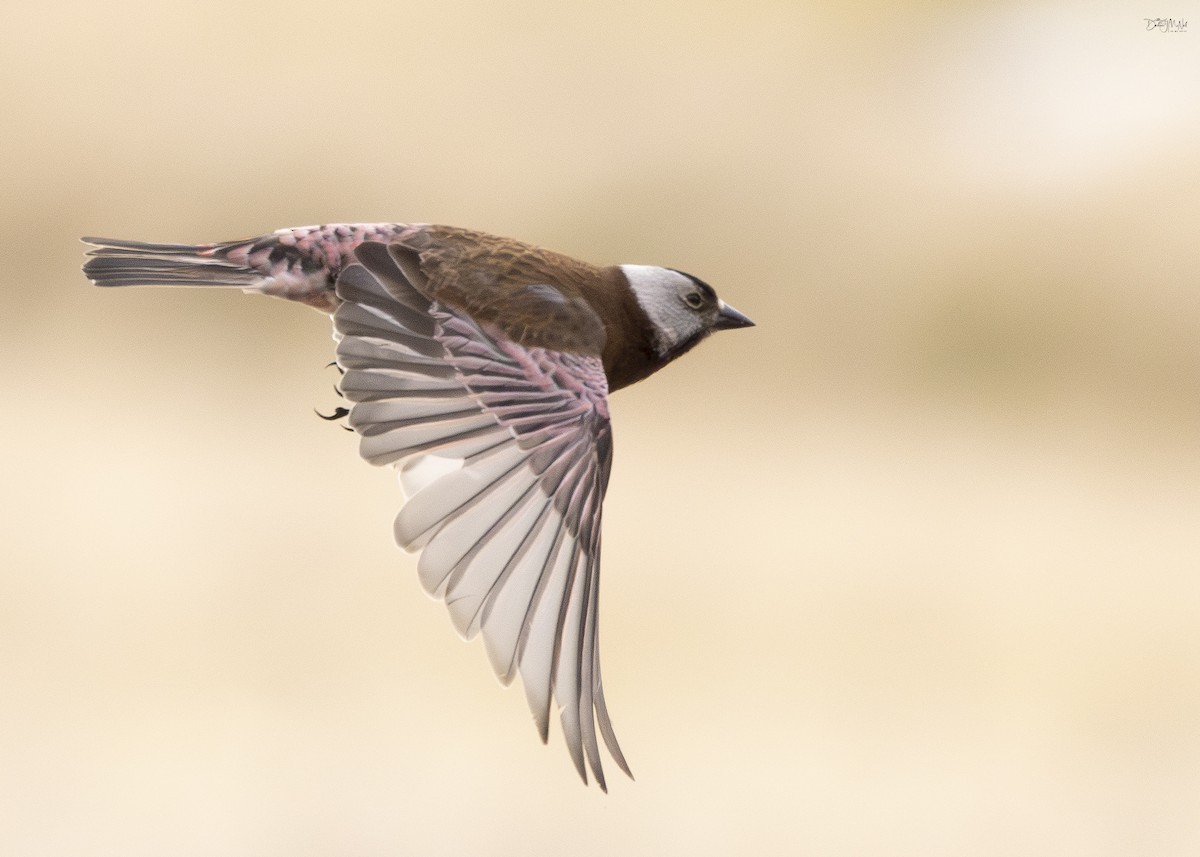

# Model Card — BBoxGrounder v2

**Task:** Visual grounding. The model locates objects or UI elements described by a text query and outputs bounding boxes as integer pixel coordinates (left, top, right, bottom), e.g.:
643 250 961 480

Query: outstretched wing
333 242 630 790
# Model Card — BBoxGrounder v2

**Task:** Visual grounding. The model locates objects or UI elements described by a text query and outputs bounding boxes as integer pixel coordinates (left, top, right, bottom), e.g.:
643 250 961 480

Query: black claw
318 364 350 427
324 362 347 399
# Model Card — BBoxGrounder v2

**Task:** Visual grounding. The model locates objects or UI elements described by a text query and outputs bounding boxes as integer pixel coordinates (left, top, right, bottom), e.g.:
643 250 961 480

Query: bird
81 222 754 791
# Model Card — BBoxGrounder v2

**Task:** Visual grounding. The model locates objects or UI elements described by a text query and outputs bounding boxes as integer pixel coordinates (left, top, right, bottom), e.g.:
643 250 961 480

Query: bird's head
619 264 755 362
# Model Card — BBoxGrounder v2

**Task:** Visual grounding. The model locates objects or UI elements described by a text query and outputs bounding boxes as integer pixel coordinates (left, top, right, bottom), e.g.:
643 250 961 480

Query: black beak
713 301 755 331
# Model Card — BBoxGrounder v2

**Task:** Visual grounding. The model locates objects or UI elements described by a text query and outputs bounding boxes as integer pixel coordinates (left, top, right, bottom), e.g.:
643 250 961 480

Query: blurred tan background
3 0 1200 854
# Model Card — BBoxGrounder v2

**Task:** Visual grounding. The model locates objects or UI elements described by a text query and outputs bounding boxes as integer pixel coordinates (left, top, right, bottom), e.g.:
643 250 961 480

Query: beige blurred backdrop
3 0 1200 854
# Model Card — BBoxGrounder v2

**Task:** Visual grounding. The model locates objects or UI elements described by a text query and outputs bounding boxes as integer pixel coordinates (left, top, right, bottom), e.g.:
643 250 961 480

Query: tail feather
81 224 416 311
82 236 221 254
82 237 261 288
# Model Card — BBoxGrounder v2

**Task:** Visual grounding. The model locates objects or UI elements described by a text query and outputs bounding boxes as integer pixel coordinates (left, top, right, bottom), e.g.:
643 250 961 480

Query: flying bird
82 222 754 790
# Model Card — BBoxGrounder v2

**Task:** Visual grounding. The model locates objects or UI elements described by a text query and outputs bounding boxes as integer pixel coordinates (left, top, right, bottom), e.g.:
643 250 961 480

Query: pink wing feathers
334 243 630 790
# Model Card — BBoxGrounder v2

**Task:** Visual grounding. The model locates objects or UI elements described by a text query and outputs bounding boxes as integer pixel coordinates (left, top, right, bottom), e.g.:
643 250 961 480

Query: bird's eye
684 292 704 309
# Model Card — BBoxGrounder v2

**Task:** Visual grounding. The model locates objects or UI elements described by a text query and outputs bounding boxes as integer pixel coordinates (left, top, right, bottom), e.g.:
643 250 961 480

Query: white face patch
619 264 712 356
